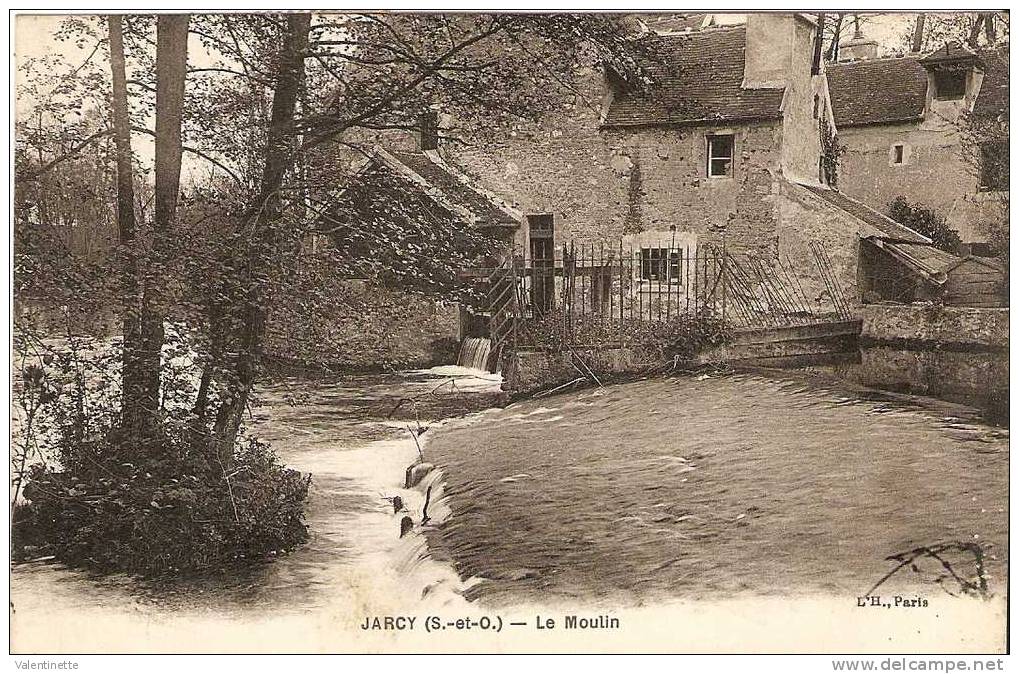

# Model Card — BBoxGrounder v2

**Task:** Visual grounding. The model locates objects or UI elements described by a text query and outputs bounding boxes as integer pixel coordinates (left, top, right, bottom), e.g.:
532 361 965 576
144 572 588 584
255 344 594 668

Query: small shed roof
379 149 521 228
865 239 962 284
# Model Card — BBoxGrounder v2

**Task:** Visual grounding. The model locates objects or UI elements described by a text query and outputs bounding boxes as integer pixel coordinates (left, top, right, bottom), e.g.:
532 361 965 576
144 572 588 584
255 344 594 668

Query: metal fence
478 240 854 351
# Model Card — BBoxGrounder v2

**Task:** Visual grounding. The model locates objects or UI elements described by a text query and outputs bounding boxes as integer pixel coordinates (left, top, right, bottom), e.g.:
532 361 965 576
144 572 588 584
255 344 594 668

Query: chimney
839 34 878 61
742 13 800 89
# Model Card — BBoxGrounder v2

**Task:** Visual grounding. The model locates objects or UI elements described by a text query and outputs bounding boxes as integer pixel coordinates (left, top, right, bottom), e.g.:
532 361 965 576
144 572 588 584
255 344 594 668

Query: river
424 367 1008 607
9 353 1009 652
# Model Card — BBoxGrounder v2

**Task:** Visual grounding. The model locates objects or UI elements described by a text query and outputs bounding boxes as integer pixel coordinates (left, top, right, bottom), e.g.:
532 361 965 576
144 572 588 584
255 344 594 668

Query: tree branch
130 126 244 186
19 128 113 181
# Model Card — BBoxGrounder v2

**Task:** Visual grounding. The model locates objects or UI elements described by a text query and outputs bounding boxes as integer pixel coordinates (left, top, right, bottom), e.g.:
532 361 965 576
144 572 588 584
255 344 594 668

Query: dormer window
932 68 968 100
706 134 734 178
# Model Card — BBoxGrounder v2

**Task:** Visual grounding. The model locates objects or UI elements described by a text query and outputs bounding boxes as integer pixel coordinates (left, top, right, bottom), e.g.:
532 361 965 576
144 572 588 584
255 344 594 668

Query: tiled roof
639 13 711 33
973 46 1009 120
386 150 519 227
798 183 932 244
867 240 962 284
826 45 1009 127
602 26 785 128
825 56 929 127
919 40 980 66
877 241 961 278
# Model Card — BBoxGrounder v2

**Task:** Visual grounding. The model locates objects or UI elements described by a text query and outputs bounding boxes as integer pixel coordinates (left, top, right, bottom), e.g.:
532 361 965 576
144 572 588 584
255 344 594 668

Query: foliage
12 12 651 574
318 162 500 297
887 196 962 254
818 117 846 189
15 438 310 574
527 309 731 364
11 337 310 575
894 12 1009 54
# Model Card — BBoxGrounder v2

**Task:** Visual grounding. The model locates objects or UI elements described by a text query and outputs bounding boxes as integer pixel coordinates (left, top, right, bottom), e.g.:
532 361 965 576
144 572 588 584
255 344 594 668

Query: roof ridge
654 24 745 37
423 150 524 224
827 53 922 68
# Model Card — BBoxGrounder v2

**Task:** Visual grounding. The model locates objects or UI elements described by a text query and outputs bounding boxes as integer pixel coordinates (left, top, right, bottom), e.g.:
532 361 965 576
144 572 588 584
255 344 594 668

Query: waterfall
457 337 493 372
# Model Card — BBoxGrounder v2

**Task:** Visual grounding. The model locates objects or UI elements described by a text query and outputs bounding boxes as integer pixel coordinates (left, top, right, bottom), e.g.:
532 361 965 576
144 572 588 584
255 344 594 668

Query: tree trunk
968 14 985 47
108 15 145 434
911 14 926 53
825 14 844 62
134 14 190 442
211 12 312 462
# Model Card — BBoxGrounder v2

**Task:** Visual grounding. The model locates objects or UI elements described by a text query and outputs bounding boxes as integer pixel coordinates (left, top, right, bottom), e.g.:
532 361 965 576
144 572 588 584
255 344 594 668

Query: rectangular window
933 69 967 101
640 248 681 284
812 94 820 120
979 141 1008 191
706 134 734 178
892 144 905 164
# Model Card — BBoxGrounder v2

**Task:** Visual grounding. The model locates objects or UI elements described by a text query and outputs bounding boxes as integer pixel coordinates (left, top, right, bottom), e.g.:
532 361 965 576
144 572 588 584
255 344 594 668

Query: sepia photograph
8 7 1011 660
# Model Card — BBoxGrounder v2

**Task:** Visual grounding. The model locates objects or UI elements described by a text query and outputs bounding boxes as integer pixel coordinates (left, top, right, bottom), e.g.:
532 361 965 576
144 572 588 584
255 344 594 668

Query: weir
457 337 493 372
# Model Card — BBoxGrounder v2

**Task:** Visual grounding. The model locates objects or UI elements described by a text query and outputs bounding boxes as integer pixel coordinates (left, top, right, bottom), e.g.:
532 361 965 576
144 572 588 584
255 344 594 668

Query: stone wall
500 346 654 394
450 64 787 258
861 303 1009 348
837 122 1002 244
775 182 895 308
265 280 460 371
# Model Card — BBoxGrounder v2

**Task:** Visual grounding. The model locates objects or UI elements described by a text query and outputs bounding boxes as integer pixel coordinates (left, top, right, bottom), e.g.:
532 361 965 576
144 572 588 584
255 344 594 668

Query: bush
527 309 731 364
11 341 311 576
14 434 310 575
888 197 962 254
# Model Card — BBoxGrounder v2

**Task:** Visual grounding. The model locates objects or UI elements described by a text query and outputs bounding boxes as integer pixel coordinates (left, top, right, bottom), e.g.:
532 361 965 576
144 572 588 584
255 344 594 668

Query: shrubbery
888 197 962 254
11 332 311 576
527 309 731 365
14 436 310 575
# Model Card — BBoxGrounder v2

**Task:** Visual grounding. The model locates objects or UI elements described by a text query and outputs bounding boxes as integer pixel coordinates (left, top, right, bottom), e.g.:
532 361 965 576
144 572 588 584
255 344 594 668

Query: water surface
425 371 1008 606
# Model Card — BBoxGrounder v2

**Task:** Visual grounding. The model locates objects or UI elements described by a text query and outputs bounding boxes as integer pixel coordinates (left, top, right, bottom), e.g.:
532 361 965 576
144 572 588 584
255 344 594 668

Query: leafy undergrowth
14 435 311 576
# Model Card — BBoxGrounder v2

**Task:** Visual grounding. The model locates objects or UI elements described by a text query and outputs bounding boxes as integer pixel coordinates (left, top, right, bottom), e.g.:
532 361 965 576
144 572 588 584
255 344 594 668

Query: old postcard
8 8 1010 659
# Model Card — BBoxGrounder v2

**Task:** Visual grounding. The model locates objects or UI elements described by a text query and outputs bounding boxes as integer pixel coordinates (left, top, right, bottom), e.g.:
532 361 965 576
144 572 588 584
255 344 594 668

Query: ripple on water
424 372 1009 607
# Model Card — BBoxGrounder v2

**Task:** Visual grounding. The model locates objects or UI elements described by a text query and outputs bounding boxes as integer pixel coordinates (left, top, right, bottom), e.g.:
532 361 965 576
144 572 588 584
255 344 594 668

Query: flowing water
781 345 1009 426
9 352 1009 647
457 337 493 372
10 367 504 619
424 369 1009 607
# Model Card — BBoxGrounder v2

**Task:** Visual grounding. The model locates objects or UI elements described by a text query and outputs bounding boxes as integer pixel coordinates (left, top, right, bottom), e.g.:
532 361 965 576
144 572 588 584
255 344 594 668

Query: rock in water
405 462 435 488
400 516 414 538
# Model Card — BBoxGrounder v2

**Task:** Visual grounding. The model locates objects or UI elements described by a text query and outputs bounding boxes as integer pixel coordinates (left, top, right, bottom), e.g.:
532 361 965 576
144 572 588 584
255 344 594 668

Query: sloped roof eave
600 113 782 130
836 114 924 129
865 238 959 285
793 182 932 245
377 147 522 228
